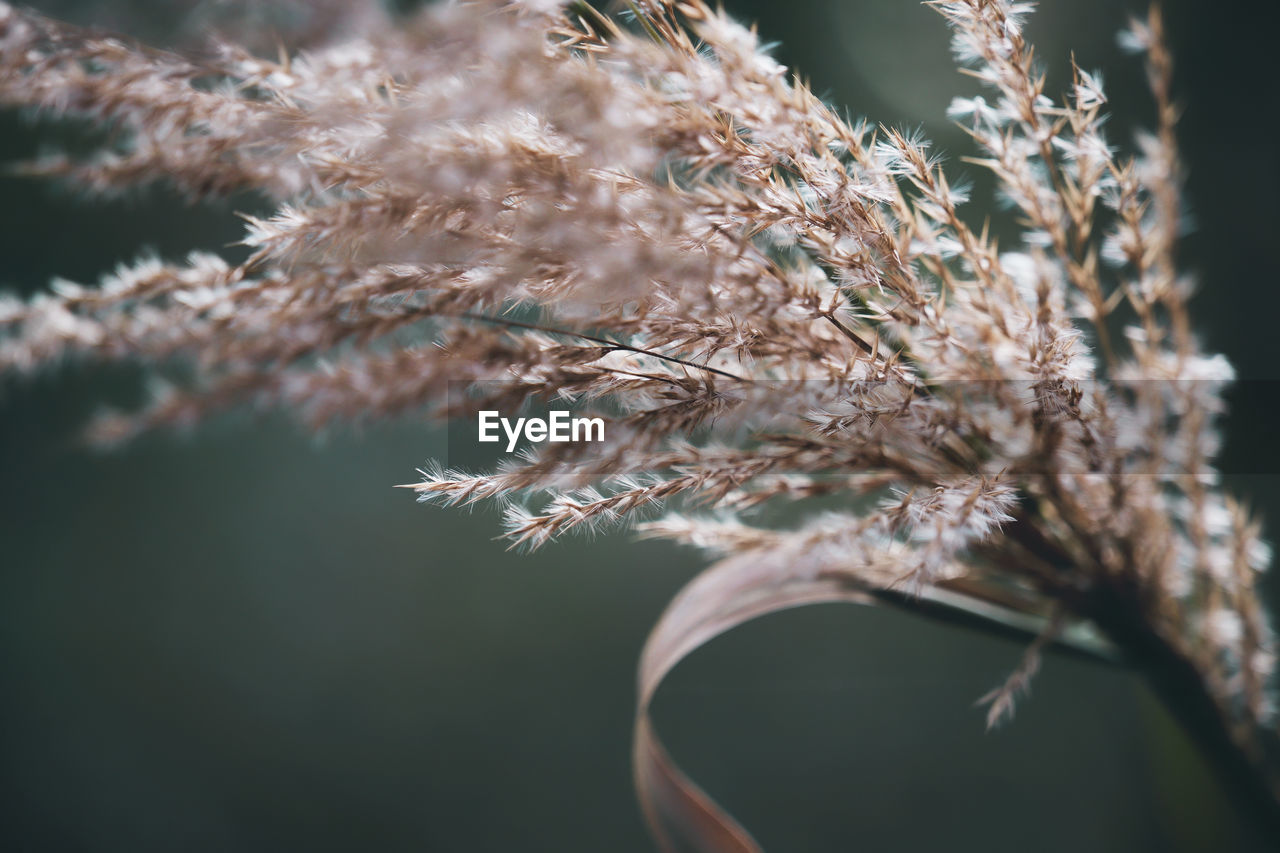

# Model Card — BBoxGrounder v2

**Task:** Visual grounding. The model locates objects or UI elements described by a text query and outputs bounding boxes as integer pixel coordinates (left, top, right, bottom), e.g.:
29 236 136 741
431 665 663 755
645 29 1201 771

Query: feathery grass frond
1 0 1276 846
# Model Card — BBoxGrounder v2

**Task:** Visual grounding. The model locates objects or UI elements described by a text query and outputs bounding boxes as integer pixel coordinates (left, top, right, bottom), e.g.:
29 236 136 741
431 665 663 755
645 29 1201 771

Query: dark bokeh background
2 1 1278 850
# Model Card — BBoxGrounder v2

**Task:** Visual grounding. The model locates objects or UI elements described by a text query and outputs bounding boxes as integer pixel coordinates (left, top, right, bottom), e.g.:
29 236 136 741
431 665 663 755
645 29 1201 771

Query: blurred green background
2 0 1278 850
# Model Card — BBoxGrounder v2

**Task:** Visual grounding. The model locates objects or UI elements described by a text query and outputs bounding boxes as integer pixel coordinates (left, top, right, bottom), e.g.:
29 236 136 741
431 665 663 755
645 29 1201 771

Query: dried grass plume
1 0 1277 847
